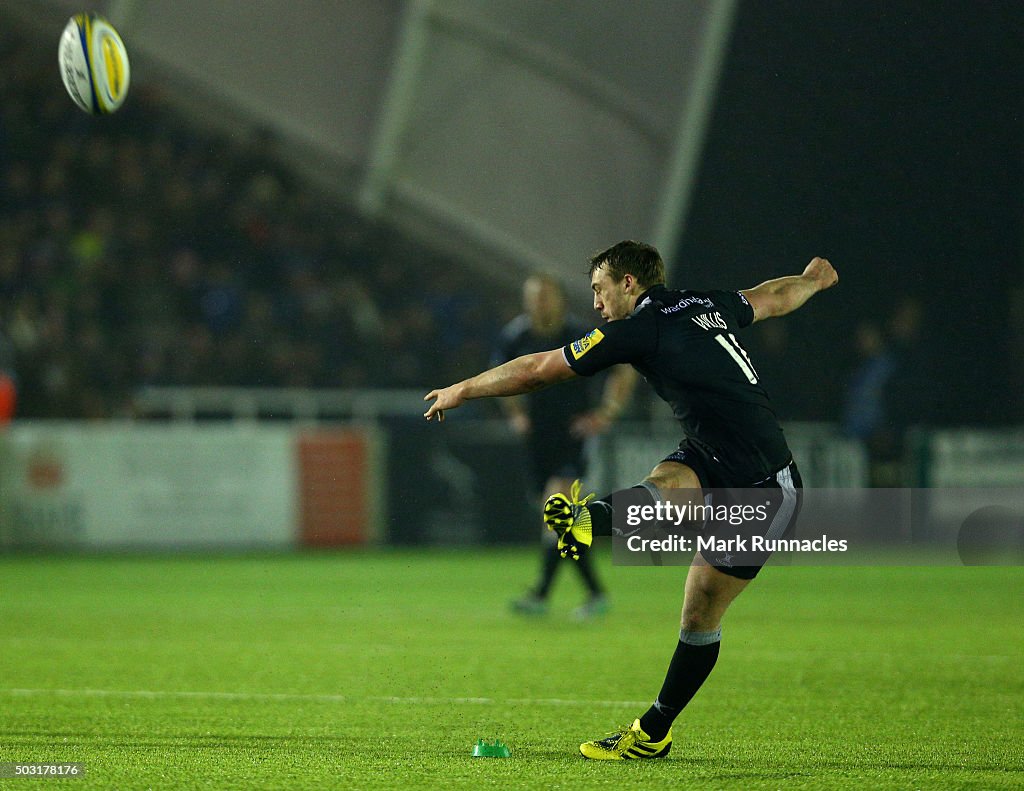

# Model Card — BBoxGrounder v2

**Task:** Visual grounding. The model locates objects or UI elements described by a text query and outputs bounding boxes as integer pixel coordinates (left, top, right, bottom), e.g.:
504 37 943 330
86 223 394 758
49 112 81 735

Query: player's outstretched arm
424 349 576 422
740 257 838 322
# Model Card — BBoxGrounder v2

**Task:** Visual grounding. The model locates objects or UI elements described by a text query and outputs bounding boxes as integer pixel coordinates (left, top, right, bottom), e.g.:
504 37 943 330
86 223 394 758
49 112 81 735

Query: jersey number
715 333 759 384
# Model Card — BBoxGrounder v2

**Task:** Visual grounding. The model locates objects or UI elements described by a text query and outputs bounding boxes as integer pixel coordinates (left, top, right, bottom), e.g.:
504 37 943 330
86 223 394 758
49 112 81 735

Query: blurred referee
493 274 635 619
425 241 837 760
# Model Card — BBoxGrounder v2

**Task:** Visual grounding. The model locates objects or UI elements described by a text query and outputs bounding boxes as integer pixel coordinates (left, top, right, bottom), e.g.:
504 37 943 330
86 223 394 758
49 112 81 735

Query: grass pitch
1 550 1021 789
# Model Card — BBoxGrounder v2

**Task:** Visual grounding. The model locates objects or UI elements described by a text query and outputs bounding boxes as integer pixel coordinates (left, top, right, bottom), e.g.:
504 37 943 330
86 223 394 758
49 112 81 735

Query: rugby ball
58 13 130 114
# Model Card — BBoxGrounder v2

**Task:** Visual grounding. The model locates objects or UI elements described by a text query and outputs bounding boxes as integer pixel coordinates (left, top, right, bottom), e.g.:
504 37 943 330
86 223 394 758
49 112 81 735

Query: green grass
0 551 1022 789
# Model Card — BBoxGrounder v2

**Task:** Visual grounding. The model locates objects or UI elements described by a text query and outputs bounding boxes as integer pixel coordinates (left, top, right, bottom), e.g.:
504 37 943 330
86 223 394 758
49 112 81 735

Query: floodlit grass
1 551 1021 789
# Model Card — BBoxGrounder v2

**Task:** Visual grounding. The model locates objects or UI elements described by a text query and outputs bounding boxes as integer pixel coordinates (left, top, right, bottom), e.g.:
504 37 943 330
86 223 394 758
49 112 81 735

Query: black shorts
526 436 586 494
662 439 803 580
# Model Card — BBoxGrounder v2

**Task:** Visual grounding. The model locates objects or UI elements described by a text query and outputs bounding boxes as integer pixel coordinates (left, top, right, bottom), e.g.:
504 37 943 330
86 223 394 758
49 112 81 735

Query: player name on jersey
691 312 728 331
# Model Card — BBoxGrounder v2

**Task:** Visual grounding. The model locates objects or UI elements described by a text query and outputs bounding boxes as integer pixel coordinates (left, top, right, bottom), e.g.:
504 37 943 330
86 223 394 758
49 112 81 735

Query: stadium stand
0 25 509 419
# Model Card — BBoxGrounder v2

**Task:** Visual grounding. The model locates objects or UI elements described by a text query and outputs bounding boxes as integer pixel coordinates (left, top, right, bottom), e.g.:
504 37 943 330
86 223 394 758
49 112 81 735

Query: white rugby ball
58 13 130 114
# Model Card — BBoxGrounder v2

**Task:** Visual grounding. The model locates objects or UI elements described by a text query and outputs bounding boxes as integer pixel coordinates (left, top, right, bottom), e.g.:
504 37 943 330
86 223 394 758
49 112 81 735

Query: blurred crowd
0 27 506 418
838 298 932 485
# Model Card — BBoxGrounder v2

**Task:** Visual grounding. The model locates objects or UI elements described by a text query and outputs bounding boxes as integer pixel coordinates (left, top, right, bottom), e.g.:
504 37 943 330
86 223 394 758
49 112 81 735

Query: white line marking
1 688 647 708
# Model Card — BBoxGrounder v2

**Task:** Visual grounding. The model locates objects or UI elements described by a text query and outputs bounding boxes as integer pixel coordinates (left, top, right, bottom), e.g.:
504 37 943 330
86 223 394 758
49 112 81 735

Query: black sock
574 549 603 596
639 629 721 741
587 484 658 536
534 543 561 598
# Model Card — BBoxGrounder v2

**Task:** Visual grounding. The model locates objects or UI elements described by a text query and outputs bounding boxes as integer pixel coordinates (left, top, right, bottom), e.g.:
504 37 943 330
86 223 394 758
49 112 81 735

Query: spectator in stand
842 320 898 486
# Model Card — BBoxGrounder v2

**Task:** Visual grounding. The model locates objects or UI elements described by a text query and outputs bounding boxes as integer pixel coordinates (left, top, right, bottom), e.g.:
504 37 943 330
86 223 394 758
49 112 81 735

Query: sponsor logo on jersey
661 295 715 314
570 328 605 359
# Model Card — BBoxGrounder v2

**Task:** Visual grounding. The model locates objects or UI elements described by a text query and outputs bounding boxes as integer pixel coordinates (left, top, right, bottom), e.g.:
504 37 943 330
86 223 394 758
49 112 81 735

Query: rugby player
424 241 837 759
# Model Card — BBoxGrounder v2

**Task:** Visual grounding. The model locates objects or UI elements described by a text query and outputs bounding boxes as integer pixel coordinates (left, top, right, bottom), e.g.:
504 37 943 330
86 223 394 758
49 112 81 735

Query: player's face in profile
590 264 631 321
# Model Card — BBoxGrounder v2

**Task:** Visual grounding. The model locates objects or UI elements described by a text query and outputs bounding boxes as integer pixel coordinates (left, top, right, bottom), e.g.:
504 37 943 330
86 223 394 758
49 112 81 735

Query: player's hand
804 257 838 291
423 384 466 422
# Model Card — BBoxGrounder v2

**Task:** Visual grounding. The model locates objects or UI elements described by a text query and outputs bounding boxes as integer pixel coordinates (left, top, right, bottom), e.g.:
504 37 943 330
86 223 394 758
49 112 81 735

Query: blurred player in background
425 241 837 760
493 274 636 619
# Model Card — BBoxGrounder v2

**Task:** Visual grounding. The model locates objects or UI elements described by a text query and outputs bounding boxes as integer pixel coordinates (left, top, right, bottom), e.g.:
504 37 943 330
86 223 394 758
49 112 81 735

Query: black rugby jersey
562 285 791 484
493 314 593 435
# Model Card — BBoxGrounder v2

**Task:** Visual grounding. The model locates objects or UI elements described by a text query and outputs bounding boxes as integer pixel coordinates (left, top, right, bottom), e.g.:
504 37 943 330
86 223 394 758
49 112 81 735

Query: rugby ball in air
58 13 130 114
